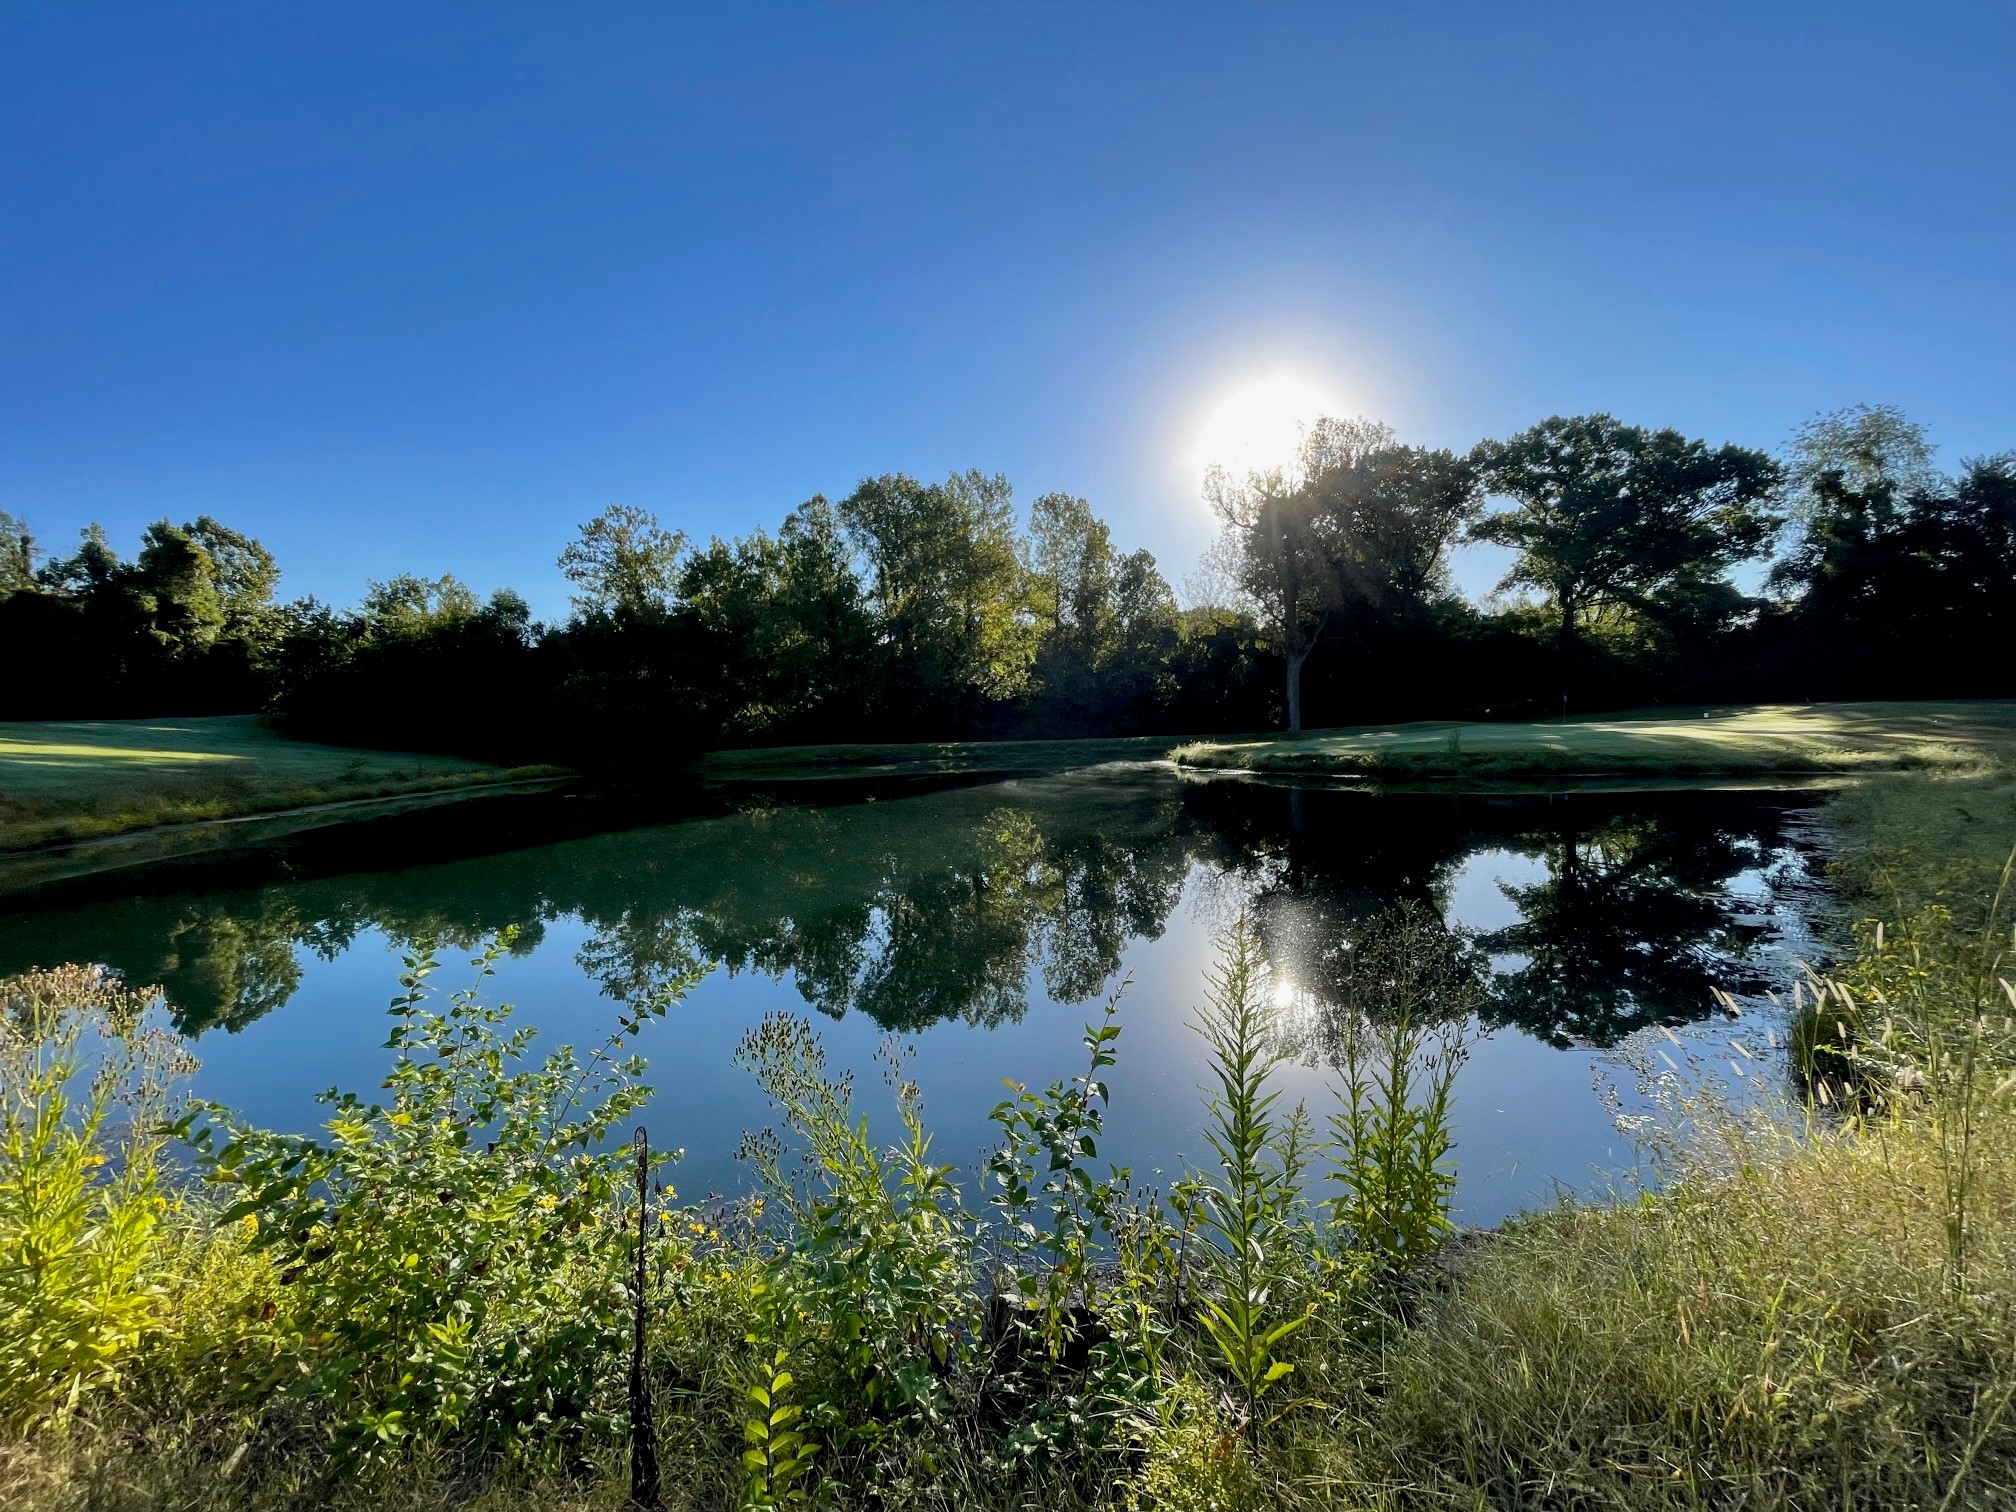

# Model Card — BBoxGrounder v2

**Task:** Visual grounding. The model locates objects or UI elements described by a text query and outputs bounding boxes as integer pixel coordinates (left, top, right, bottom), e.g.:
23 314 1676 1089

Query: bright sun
1195 374 1339 482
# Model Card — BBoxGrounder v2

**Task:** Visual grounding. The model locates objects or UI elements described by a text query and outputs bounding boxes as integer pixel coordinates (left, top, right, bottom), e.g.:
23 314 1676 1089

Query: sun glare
1195 375 1338 483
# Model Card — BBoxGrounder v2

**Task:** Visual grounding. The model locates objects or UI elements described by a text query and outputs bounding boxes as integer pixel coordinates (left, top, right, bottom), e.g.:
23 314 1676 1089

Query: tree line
2 403 2010 761
1206 404 2015 731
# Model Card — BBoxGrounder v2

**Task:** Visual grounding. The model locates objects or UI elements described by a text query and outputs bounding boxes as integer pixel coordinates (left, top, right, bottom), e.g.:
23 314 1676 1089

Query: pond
0 765 1837 1227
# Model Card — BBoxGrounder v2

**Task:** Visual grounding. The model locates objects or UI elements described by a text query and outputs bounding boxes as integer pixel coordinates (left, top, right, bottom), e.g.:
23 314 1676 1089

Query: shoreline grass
0 716 563 852
700 701 2016 791
697 732 1189 783
1170 700 2016 782
16 702 2011 854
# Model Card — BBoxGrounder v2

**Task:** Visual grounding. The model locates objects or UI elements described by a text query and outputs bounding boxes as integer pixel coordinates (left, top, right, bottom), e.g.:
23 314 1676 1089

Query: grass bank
698 732 1186 784
0 717 562 851
1172 699 2016 783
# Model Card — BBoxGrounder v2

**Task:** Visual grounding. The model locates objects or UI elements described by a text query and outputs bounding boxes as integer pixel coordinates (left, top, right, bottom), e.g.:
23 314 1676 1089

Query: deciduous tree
1206 418 1394 732
838 470 1033 726
1025 493 1116 653
0 513 36 597
1209 418 1476 732
1470 415 1781 694
559 505 687 620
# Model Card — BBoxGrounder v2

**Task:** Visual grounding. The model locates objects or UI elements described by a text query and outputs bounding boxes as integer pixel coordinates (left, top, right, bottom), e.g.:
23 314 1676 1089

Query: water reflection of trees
0 773 1817 1047
576 798 1193 1030
1175 781 1809 1047
0 772 1193 1036
1477 807 1782 1046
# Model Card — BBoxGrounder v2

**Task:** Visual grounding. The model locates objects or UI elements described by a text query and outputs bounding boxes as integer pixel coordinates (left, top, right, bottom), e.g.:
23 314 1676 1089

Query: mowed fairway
1171 701 2016 781
700 733 1185 783
0 716 529 848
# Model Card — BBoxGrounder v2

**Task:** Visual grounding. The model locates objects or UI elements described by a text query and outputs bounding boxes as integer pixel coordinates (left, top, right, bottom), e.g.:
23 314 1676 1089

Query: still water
0 765 1834 1226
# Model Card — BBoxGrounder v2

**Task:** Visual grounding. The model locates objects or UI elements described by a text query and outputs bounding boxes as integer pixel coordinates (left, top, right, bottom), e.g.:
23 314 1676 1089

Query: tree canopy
1470 414 1782 690
558 504 687 620
4 401 2007 744
1207 418 1480 731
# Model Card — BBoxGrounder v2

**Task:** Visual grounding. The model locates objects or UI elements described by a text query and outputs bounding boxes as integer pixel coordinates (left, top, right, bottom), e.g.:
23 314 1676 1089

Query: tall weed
180 934 690 1468
0 966 190 1431
1182 914 1309 1440
733 1014 972 1484
986 988 1127 1353
1317 902 1481 1281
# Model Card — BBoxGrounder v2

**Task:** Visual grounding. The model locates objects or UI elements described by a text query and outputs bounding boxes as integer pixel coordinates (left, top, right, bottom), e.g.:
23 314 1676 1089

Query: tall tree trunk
1555 592 1576 719
1284 611 1327 734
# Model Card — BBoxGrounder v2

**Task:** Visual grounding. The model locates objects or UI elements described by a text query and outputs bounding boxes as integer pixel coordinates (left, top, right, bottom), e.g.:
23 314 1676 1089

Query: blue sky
4 3 2011 618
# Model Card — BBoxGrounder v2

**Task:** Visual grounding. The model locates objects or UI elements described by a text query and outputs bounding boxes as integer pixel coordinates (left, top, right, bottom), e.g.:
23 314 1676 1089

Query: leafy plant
986 985 1128 1355
0 966 190 1430
741 1344 817 1511
1318 902 1481 1280
734 1013 972 1485
1183 916 1309 1441
181 933 689 1467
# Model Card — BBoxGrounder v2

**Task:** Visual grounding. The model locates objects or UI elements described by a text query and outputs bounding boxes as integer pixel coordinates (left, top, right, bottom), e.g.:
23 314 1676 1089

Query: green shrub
1116 1376 1261 1512
986 987 1128 1355
732 1014 973 1487
181 934 689 1469
0 965 189 1431
1180 915 1311 1442
1319 901 1481 1281
984 989 1169 1471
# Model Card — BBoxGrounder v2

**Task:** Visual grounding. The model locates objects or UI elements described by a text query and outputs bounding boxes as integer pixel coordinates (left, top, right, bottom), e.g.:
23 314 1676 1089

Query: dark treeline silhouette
4 405 2010 756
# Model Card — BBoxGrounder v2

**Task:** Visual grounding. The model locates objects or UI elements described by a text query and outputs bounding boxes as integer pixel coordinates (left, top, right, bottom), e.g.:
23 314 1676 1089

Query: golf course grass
1170 700 2016 782
699 732 1187 783
14 700 2016 855
0 716 558 850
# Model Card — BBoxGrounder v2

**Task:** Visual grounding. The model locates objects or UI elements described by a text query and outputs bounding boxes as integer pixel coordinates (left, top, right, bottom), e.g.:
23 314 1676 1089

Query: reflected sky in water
0 767 1832 1226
